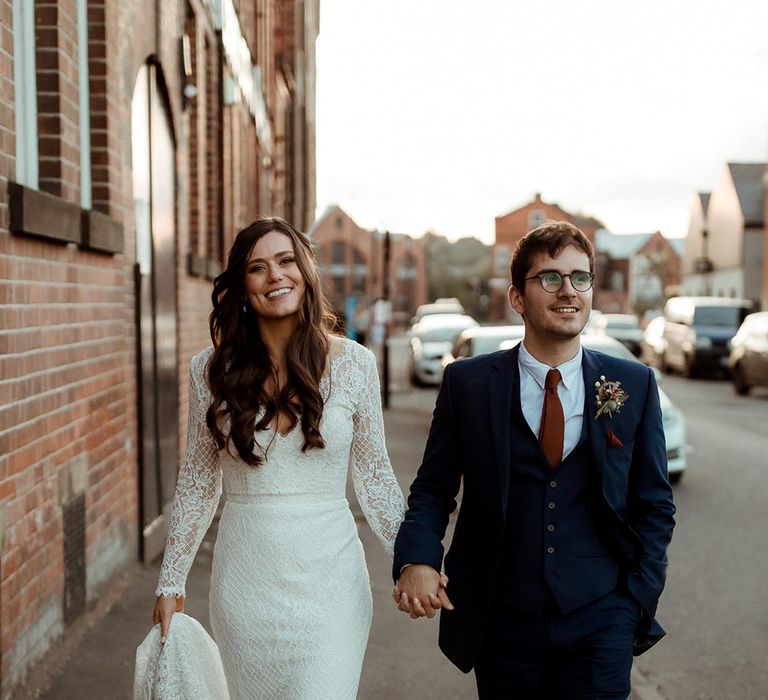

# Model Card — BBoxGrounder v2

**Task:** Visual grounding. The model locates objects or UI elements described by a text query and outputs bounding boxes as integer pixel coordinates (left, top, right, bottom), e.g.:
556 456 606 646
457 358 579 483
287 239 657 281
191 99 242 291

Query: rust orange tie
539 369 564 469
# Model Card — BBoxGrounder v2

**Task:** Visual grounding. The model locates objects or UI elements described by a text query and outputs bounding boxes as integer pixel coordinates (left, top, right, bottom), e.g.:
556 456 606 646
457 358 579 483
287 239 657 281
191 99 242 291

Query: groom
393 221 675 698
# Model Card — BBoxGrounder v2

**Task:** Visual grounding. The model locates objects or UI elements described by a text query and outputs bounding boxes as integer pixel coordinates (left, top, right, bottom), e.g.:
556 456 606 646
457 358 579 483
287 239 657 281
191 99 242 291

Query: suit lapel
582 348 606 479
489 345 519 519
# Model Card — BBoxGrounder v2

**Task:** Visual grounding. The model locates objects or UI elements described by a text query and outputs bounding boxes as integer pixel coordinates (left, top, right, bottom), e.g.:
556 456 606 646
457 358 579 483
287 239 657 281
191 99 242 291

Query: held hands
392 565 454 619
152 595 185 642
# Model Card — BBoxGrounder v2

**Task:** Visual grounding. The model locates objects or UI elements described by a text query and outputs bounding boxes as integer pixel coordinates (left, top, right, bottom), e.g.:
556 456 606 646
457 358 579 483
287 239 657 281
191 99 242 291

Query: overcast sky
315 0 768 244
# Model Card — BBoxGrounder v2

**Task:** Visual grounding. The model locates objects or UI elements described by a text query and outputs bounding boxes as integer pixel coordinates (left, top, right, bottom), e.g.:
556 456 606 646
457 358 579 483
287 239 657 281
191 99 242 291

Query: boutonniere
594 375 629 419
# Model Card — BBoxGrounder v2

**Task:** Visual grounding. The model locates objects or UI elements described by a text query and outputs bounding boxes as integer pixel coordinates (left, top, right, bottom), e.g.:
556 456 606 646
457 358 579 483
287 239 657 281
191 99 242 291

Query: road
633 373 768 699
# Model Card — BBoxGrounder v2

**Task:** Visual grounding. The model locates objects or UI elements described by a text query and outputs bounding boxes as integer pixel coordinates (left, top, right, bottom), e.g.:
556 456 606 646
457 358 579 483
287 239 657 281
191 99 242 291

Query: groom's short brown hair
510 220 595 293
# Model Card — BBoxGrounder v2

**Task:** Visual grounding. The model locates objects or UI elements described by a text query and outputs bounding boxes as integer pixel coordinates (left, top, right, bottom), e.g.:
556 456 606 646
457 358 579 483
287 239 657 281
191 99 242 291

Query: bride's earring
242 301 248 314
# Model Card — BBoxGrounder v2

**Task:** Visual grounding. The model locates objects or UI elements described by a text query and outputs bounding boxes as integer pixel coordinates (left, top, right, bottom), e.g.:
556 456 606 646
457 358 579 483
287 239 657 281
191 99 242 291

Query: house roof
698 192 711 215
595 230 653 258
668 238 685 257
727 163 766 226
308 204 345 234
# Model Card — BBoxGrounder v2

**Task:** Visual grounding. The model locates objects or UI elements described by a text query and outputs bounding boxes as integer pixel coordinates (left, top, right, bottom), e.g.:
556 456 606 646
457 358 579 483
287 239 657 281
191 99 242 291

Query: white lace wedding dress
155 338 405 699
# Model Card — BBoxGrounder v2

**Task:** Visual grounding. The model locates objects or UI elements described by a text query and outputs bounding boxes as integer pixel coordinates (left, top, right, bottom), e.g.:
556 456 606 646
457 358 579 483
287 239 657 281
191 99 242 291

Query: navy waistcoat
498 373 623 615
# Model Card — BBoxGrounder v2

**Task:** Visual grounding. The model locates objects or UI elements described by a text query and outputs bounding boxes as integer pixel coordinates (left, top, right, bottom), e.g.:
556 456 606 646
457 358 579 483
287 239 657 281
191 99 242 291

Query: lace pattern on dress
155 339 404 596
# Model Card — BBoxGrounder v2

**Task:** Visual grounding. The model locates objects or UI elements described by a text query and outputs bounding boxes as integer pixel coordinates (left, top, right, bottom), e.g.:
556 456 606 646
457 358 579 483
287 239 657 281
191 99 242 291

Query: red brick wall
0 239 139 689
36 0 81 203
1 1 315 694
88 0 130 220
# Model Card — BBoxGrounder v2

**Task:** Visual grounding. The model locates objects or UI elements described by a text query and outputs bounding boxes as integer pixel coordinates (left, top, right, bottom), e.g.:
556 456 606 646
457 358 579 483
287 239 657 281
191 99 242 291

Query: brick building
0 1 318 695
594 230 682 314
310 205 429 329
490 193 598 320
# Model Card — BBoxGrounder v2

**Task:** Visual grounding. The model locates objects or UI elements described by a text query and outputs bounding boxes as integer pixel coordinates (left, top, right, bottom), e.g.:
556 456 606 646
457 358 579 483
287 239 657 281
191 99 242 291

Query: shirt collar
518 341 583 391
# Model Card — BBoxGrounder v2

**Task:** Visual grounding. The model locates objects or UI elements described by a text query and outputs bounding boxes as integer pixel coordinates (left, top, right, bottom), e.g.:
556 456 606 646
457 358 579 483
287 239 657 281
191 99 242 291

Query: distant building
491 193 597 320
681 192 712 292
309 206 428 329
594 231 683 314
682 163 765 305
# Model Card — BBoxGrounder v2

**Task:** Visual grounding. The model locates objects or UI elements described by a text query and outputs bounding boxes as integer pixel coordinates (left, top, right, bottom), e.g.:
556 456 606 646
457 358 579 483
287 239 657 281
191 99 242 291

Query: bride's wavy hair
205 217 337 466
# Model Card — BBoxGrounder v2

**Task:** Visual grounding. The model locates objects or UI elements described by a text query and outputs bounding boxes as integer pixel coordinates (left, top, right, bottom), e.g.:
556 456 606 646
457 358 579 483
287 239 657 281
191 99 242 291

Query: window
13 0 38 187
494 245 510 278
331 241 346 265
77 0 91 207
528 209 546 230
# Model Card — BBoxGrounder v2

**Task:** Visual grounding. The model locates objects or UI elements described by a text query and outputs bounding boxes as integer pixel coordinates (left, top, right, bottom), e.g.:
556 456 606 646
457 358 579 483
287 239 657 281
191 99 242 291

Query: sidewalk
11 386 665 699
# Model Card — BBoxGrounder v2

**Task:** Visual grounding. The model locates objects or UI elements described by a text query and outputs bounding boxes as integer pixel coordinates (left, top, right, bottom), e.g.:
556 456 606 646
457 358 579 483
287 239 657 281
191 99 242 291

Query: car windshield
473 334 519 355
423 327 466 342
693 306 749 327
607 319 639 329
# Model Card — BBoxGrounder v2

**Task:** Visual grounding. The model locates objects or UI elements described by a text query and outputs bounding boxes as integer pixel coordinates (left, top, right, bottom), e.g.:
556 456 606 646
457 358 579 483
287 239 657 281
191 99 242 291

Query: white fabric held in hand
134 613 229 699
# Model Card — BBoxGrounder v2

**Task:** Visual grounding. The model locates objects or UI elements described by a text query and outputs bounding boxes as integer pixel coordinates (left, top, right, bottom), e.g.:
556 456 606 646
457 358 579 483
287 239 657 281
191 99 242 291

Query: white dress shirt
518 342 585 461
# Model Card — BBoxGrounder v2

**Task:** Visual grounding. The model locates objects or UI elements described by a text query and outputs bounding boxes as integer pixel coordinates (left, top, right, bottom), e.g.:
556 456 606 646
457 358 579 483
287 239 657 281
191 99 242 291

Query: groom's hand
393 565 454 619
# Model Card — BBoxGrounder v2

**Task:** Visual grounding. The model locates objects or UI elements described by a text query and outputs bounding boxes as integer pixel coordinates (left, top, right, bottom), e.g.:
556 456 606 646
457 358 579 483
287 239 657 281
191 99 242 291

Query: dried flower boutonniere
594 375 629 419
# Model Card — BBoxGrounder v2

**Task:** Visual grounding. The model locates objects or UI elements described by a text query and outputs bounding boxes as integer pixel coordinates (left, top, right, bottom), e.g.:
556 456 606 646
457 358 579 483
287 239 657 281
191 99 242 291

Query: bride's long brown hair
205 217 337 466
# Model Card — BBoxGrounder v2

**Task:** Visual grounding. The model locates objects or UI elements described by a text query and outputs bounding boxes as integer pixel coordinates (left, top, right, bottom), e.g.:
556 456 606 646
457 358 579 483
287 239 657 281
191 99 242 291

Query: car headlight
695 337 712 349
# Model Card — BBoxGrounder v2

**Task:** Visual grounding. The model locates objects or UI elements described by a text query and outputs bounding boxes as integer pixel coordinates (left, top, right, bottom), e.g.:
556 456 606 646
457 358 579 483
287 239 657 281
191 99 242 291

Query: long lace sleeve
348 345 405 556
155 349 222 597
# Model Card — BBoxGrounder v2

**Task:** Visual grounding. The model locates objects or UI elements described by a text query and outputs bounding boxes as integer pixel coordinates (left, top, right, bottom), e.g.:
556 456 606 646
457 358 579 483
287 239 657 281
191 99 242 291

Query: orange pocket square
605 428 624 449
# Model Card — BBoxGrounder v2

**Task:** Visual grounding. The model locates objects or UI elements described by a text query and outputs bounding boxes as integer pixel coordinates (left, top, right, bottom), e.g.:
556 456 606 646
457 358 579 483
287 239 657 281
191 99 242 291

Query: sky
315 0 768 244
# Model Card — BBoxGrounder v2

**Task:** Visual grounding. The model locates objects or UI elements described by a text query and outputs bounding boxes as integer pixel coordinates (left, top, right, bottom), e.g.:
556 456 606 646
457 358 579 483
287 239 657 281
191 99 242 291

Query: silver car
409 314 478 386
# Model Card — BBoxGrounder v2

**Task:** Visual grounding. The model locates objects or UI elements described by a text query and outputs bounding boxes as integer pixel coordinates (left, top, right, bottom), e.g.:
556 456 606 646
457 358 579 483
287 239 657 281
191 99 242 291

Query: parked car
442 324 525 365
639 315 667 368
661 296 753 377
497 333 688 482
409 313 478 385
582 309 605 334
728 311 768 395
588 313 643 356
410 299 465 325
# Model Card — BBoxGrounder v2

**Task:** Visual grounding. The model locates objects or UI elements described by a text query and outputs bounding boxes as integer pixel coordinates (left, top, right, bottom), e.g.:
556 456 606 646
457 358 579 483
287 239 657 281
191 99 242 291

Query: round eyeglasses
525 270 594 293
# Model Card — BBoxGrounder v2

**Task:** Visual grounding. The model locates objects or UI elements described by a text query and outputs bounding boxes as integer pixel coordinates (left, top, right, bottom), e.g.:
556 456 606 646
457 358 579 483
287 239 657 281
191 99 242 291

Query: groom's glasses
525 270 594 293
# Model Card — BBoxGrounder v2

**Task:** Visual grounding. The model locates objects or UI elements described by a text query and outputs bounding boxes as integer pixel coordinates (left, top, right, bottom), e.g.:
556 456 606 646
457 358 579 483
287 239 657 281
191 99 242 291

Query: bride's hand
153 595 185 642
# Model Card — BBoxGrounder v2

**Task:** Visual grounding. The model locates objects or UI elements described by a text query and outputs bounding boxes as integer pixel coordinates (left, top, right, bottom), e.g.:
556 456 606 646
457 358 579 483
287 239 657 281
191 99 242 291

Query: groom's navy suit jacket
393 343 676 673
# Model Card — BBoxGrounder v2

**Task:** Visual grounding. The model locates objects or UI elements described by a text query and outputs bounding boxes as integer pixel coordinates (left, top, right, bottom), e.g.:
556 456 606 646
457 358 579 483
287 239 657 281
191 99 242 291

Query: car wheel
684 354 697 379
669 471 683 484
732 364 751 396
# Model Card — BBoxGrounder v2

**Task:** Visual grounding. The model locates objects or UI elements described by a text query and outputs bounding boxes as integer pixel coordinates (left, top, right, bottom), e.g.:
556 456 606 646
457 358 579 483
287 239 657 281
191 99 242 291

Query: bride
152 217 406 698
